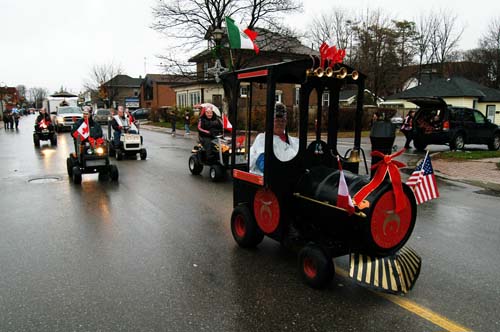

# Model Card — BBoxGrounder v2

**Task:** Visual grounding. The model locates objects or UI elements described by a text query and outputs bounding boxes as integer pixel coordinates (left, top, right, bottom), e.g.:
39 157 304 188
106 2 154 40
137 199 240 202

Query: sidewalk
432 156 500 191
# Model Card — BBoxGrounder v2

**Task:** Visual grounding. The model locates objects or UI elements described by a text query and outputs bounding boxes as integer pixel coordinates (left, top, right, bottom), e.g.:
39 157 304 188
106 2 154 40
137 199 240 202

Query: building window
177 92 188 108
204 62 209 81
275 90 282 103
240 86 248 98
486 105 496 122
295 86 300 105
322 90 329 106
189 91 201 106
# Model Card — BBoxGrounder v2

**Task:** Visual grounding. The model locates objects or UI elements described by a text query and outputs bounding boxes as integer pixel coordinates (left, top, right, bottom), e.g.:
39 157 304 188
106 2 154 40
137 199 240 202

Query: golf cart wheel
450 133 465 150
188 155 203 175
298 244 334 289
110 165 119 181
140 148 147 160
33 134 40 147
488 132 500 151
66 157 75 176
230 205 264 248
98 171 109 181
72 166 82 185
209 164 225 182
115 149 123 160
50 135 57 146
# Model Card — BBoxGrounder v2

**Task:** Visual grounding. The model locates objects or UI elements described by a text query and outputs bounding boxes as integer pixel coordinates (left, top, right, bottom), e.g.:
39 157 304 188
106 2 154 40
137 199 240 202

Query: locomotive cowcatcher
221 57 421 293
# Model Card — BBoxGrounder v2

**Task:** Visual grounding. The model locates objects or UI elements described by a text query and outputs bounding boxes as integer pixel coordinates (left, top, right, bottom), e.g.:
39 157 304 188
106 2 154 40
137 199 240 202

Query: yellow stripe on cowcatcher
349 246 421 294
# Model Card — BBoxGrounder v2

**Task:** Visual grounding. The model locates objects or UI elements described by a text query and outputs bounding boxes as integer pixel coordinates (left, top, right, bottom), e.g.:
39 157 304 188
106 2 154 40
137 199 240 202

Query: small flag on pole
406 152 440 204
337 156 355 215
222 113 232 131
72 119 89 141
225 17 259 54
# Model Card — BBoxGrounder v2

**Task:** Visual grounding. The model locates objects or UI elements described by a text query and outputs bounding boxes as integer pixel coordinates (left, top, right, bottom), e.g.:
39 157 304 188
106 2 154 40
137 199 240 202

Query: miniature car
189 135 245 181
66 138 118 184
107 122 147 160
221 56 421 293
33 121 57 147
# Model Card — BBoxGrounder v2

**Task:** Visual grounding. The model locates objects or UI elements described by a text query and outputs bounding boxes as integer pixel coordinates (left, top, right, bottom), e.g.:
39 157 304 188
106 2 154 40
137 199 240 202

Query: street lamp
212 28 223 43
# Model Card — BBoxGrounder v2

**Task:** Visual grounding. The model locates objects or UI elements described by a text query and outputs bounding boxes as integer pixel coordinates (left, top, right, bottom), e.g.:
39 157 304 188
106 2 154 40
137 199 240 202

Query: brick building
140 74 192 111
102 75 142 109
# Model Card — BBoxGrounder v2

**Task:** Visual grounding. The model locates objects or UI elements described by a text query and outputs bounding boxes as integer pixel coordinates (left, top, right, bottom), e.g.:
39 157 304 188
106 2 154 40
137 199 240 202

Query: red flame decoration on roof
319 42 346 68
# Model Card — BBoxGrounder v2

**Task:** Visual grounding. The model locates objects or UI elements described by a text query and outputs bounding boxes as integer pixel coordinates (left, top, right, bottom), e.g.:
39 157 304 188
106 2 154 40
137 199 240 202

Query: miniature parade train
220 55 421 293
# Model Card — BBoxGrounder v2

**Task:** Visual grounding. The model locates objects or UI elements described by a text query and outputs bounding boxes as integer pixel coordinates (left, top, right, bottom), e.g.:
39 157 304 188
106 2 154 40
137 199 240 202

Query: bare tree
307 9 357 64
429 10 464 66
414 13 438 84
83 63 123 107
16 85 27 99
152 0 302 74
478 17 500 88
28 87 49 109
83 63 123 92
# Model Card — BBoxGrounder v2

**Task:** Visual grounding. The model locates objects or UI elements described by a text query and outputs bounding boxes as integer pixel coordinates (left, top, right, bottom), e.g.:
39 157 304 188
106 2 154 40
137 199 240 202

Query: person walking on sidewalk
169 109 177 137
184 111 191 136
401 110 415 149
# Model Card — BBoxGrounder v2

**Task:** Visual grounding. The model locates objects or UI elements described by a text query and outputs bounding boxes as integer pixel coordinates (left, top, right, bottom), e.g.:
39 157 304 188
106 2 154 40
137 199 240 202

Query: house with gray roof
383 77 500 125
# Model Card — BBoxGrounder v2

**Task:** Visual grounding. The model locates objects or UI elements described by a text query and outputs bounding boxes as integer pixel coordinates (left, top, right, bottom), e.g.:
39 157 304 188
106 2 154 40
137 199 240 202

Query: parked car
50 106 83 132
131 108 150 120
409 97 500 151
93 109 112 125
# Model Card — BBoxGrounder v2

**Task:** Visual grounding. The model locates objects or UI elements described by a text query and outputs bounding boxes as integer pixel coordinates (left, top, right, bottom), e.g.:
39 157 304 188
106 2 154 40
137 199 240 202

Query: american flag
406 154 440 204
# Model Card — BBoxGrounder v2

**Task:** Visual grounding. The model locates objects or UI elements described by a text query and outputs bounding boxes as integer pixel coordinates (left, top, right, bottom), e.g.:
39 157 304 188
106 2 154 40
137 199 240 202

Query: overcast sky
1 0 499 95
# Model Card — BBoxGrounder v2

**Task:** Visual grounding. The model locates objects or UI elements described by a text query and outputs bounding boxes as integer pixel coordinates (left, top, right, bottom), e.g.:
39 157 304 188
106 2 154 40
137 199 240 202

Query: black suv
409 97 500 151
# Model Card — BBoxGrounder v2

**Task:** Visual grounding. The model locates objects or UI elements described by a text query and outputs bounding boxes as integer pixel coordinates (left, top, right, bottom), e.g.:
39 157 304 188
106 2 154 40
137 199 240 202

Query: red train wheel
230 205 264 248
298 245 334 289
234 215 246 238
368 185 416 255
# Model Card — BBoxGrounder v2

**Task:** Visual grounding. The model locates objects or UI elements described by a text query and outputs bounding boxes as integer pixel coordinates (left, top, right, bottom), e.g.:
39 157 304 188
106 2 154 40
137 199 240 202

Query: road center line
336 268 471 332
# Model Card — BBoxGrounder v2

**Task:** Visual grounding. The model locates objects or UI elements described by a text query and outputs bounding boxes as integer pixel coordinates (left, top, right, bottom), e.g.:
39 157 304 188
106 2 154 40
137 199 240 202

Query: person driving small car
249 102 299 175
198 105 223 161
35 108 53 131
71 107 104 154
111 106 137 146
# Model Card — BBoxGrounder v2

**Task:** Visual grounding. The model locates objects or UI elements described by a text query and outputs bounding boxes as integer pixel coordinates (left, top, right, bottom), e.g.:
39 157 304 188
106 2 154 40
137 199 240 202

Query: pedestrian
184 111 191 136
170 109 177 136
401 110 415 149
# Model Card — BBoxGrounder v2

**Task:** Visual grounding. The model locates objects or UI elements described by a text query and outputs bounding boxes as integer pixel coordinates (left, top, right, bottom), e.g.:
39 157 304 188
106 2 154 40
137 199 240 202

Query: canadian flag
223 113 232 132
337 156 355 215
39 119 48 129
72 119 89 141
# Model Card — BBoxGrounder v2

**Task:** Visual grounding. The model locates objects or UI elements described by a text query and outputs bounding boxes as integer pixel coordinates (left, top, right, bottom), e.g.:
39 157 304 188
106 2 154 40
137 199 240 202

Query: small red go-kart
221 56 421 293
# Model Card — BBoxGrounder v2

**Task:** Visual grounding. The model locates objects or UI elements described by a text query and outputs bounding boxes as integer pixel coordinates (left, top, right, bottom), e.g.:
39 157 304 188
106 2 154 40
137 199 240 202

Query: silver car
93 109 112 125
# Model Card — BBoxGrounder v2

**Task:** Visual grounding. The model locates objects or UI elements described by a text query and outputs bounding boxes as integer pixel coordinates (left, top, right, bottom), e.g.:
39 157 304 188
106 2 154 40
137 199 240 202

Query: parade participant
400 110 415 149
249 102 299 175
71 107 103 153
35 107 52 131
111 106 136 146
197 105 223 160
169 109 177 136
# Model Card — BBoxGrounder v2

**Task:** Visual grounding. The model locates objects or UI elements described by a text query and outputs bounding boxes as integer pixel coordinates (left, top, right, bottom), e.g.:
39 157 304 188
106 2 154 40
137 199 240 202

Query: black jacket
71 118 103 139
198 116 222 138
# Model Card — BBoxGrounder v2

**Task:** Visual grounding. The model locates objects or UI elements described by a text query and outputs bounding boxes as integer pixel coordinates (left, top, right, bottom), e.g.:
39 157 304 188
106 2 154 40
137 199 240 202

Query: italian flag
225 17 259 54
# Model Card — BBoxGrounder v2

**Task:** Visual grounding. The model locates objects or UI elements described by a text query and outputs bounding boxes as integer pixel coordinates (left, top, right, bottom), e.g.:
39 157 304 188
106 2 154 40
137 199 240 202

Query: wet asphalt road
1 115 499 332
